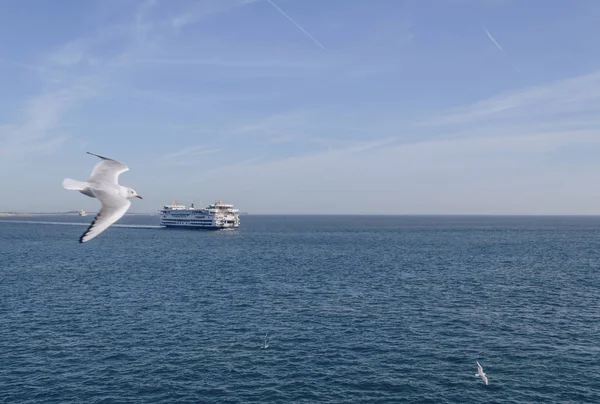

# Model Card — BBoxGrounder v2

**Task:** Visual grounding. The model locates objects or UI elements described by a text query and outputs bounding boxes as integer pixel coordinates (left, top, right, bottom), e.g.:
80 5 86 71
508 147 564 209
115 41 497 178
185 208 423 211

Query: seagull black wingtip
86 151 111 161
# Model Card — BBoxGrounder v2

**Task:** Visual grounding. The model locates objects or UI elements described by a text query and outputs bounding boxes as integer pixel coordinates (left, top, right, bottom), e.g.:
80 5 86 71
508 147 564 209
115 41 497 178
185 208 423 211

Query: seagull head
126 188 143 199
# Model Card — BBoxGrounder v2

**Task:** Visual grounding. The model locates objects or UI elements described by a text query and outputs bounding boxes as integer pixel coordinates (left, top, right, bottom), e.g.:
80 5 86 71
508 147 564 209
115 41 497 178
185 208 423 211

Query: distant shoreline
0 213 89 217
0 213 154 217
4 213 600 217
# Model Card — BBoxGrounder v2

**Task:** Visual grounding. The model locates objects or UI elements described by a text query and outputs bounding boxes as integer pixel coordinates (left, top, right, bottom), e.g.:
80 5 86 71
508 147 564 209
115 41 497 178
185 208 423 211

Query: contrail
482 23 522 77
483 25 504 52
266 0 326 49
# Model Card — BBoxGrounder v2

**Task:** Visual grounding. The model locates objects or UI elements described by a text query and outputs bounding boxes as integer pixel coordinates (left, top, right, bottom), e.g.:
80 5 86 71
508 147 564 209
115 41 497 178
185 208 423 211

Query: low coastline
0 213 79 217
0 212 153 217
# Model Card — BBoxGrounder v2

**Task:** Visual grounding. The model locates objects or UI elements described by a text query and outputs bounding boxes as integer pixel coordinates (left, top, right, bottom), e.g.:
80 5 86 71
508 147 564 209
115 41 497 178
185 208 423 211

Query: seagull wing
79 190 131 243
87 152 129 185
477 361 483 374
482 374 488 385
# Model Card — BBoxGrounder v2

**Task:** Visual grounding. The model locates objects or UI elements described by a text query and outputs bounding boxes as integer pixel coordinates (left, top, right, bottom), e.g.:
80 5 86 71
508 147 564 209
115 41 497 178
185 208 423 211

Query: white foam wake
0 220 163 229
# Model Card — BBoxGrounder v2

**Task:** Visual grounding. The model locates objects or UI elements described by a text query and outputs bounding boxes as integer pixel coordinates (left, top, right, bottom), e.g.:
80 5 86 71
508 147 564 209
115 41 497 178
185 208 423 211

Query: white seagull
476 361 489 385
262 333 269 349
62 152 142 243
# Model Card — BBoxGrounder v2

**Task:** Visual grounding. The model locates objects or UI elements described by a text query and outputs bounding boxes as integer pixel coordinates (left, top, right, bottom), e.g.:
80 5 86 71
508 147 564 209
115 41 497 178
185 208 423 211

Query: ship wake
0 220 163 229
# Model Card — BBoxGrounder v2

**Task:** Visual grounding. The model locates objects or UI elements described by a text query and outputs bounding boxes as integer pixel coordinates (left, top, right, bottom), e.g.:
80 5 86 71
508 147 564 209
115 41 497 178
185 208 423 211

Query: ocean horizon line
4 212 600 217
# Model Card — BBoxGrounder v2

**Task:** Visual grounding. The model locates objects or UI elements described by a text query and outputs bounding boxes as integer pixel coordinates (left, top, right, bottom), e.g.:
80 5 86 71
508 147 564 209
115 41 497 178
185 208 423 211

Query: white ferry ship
159 200 240 229
78 209 87 216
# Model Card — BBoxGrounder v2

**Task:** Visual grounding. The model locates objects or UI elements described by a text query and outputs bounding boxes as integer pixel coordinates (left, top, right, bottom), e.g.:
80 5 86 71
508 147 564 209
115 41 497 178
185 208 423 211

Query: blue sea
1 214 599 403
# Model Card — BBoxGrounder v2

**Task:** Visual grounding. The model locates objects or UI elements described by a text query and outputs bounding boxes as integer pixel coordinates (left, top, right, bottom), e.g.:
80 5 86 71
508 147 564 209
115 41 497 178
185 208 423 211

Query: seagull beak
136 195 143 199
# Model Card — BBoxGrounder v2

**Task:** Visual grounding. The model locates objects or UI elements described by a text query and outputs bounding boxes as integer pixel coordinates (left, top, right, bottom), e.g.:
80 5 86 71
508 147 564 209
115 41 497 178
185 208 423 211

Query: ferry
159 200 240 229
78 209 87 216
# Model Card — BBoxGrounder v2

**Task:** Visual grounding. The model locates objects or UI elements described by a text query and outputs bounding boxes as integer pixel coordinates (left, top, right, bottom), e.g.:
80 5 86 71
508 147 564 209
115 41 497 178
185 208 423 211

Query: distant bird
262 333 269 349
476 361 489 385
62 152 142 243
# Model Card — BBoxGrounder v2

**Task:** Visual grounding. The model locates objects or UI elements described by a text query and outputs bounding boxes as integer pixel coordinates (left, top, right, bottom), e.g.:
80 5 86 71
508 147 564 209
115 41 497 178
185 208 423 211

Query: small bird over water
476 361 489 385
262 333 269 349
62 152 142 243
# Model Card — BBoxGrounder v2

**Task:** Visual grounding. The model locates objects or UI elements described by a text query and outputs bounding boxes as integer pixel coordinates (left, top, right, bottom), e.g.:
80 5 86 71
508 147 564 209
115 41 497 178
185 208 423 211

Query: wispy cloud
0 0 168 160
3 0 318 162
0 75 102 158
201 127 600 214
222 108 399 160
127 56 327 70
266 0 326 49
418 69 600 127
45 40 88 67
227 109 315 136
0 125 68 158
160 145 221 167
201 155 266 176
5 0 600 214
196 64 600 213
0 58 49 73
169 0 253 31
218 135 398 172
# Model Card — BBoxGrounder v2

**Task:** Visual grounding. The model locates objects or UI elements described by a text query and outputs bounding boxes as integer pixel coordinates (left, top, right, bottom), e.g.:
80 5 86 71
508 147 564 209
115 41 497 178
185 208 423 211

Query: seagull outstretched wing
476 361 488 385
79 190 131 243
87 152 129 185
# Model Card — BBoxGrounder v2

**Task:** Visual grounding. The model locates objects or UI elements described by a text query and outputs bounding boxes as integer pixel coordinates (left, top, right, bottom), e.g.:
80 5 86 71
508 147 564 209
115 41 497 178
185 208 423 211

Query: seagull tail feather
62 178 89 191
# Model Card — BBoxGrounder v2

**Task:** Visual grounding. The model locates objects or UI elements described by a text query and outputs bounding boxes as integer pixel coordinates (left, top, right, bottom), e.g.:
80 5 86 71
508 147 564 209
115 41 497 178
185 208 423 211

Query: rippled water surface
1 215 600 403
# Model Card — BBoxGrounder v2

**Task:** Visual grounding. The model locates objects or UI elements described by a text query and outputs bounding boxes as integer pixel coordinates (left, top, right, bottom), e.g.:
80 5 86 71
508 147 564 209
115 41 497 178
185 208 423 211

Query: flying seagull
476 361 489 385
62 152 142 243
262 333 269 349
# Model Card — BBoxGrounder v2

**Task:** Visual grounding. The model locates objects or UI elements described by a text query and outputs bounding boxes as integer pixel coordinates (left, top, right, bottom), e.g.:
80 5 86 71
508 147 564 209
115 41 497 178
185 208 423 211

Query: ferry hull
159 200 240 230
161 223 239 230
162 225 237 230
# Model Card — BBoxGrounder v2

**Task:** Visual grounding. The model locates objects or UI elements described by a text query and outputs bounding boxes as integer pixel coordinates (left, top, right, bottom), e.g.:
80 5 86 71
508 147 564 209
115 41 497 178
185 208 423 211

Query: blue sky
1 0 600 214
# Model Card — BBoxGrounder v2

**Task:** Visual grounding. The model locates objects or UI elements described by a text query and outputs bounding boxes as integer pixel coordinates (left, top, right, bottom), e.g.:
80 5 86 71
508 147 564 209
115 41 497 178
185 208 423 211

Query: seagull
62 152 142 243
262 333 269 349
476 361 489 385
